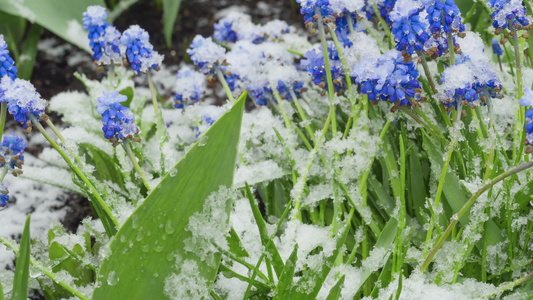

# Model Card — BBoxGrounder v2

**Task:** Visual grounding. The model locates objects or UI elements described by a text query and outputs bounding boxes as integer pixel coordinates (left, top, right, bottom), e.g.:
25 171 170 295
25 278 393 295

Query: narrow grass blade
244 182 285 277
274 243 298 299
162 0 182 47
325 275 345 300
12 215 31 300
92 93 246 299
17 23 42 80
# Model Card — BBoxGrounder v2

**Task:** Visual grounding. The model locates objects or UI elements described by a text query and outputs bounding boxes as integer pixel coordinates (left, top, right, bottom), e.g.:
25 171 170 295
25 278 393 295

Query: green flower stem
329 28 356 113
215 68 235 102
423 104 462 258
289 89 316 145
316 11 343 232
316 9 337 138
483 96 497 181
0 103 6 141
372 4 394 49
470 108 489 162
147 72 169 174
272 90 292 132
414 106 445 136
346 14 355 36
286 48 304 56
511 25 525 165
45 119 66 143
416 50 437 94
122 140 151 192
395 135 408 274
293 110 332 220
420 161 533 272
0 166 8 182
400 107 443 142
486 271 533 297
447 32 456 65
31 116 119 235
0 236 90 300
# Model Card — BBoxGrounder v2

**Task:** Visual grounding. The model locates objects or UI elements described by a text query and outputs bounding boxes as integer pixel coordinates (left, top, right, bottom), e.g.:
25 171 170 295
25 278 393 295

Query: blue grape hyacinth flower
96 91 140 146
487 0 530 31
187 35 227 76
0 35 17 80
0 132 26 176
174 66 206 109
120 25 163 74
519 88 533 150
82 5 123 66
423 0 465 36
390 3 429 57
353 50 421 108
301 43 346 95
0 77 47 131
0 183 8 207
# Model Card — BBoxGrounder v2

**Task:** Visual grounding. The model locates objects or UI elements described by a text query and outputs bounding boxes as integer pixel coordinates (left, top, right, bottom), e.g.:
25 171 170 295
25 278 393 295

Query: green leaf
0 0 105 51
0 276 4 300
290 215 354 299
162 0 182 47
422 133 503 246
226 228 249 258
244 182 285 277
17 23 42 80
325 275 345 300
80 143 125 190
12 215 31 300
273 244 298 299
92 93 246 299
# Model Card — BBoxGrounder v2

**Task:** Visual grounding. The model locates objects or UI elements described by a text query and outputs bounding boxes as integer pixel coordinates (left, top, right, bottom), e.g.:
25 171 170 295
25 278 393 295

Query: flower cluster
438 33 503 110
121 25 163 74
353 49 421 108
390 2 429 57
0 35 17 80
364 0 397 23
174 66 206 109
83 6 163 73
0 183 7 207
0 77 47 131
82 5 122 66
487 0 530 32
0 132 26 176
423 0 465 36
297 0 364 34
213 12 290 44
187 35 227 76
96 91 139 146
301 43 346 95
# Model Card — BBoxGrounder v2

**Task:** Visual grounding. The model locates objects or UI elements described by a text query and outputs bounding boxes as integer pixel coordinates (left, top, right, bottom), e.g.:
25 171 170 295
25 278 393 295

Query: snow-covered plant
1 1 533 299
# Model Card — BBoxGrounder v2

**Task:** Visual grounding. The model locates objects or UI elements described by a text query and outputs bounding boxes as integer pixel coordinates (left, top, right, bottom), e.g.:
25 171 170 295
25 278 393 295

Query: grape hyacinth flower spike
0 35 17 80
83 5 123 67
0 132 26 177
120 25 163 74
488 0 531 34
96 90 140 146
390 2 429 60
0 77 47 133
174 66 206 109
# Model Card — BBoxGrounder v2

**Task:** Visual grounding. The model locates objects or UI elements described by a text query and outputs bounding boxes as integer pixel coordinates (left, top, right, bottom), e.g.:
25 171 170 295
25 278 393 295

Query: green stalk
0 236 90 300
483 96 497 181
147 72 169 174
395 135 407 274
416 50 437 94
485 271 533 297
0 103 6 141
447 33 456 66
215 68 235 102
31 116 119 235
290 89 316 144
400 107 443 142
272 89 292 133
423 104 462 258
372 4 394 49
329 28 356 114
511 24 525 165
420 161 533 272
122 140 151 192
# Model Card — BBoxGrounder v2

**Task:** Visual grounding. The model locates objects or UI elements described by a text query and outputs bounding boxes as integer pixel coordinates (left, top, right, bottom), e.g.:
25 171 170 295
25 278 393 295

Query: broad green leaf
92 93 246 299
409 150 428 224
0 0 105 51
0 10 26 56
244 182 285 277
162 0 182 47
17 23 42 80
325 275 345 300
274 243 298 299
12 215 31 300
